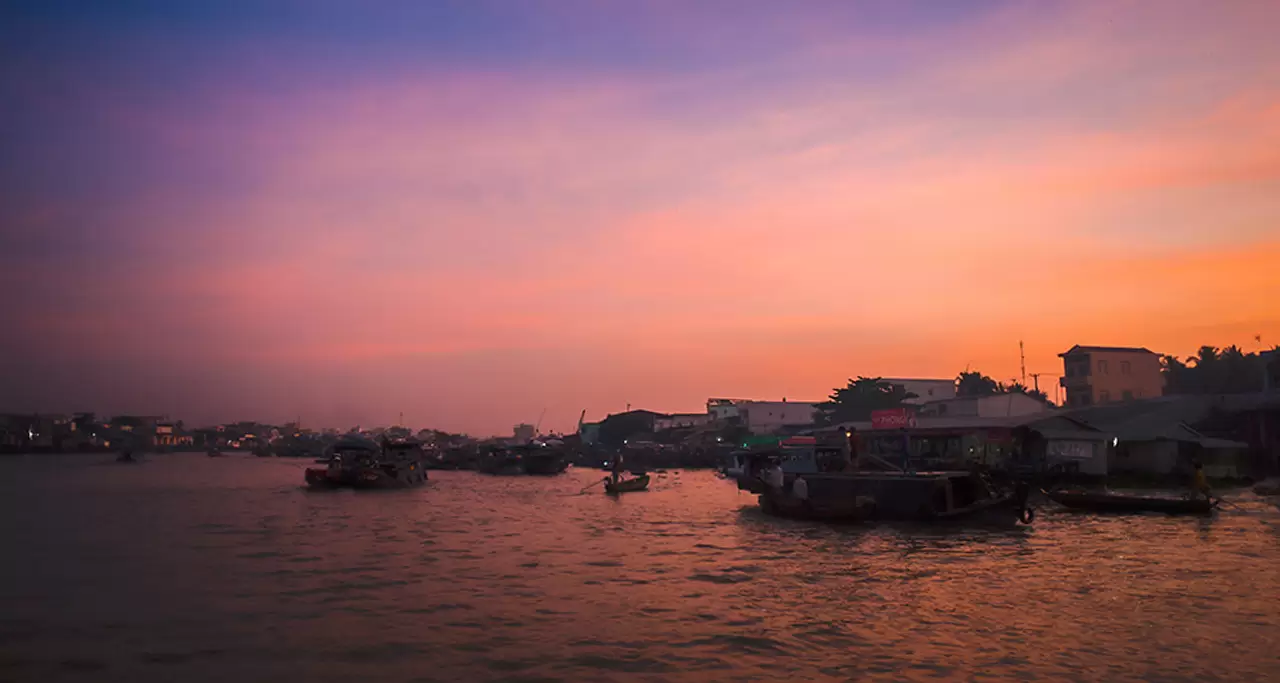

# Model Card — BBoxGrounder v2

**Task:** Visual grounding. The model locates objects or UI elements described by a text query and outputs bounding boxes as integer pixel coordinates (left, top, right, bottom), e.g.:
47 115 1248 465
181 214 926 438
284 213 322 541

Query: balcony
1060 373 1091 389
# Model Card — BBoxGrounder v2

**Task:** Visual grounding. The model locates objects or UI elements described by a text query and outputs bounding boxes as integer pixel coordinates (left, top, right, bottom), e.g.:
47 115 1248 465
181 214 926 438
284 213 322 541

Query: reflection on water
2 455 1278 682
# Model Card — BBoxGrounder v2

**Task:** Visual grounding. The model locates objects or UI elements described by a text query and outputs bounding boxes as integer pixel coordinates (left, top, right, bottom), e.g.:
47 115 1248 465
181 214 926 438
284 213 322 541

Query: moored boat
478 442 567 475
1252 479 1280 496
1044 489 1216 515
749 466 1023 523
116 450 138 463
605 474 650 494
304 436 428 490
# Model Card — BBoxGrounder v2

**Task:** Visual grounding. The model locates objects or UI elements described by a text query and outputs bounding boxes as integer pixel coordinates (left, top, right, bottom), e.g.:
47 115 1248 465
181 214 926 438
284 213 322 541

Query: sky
2 1 1279 435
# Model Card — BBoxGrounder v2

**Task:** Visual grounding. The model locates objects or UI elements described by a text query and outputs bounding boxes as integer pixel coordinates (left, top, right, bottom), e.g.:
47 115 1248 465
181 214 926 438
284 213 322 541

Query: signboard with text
871 408 917 430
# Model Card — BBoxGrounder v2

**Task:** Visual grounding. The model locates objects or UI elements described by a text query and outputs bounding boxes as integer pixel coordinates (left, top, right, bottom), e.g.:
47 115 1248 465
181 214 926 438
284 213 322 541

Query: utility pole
1019 341 1027 386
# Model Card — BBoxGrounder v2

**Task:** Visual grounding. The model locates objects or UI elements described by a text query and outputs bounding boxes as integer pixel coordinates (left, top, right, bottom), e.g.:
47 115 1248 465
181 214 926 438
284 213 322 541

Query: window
1120 361 1131 375
1099 390 1110 403
1098 360 1109 374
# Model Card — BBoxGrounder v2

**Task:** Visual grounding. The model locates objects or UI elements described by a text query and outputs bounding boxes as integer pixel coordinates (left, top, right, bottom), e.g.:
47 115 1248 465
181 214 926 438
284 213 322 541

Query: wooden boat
1044 489 1217 515
304 437 428 490
1252 479 1280 496
605 474 650 494
759 492 876 521
750 467 1025 523
478 443 567 475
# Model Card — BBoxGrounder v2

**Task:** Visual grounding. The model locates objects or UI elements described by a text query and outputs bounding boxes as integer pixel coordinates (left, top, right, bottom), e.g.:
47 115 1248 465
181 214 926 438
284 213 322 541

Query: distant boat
207 448 223 458
478 443 567 476
116 451 138 463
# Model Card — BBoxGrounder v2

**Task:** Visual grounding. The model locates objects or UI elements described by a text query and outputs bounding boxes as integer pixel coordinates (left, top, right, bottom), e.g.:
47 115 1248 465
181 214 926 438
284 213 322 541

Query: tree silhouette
815 377 918 425
1162 344 1278 394
956 371 1000 397
1002 380 1052 404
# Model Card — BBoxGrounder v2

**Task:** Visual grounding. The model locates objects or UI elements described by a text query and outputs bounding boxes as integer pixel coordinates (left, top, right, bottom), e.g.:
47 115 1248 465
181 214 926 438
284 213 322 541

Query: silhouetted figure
1191 461 1212 501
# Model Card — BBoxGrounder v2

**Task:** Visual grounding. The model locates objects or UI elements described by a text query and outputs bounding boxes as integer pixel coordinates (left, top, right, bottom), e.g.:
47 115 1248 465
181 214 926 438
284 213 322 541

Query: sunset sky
3 1 1279 435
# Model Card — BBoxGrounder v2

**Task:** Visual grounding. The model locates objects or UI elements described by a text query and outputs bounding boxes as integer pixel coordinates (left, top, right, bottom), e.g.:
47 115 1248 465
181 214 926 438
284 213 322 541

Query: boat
1043 489 1217 515
760 492 877 521
747 461 1023 523
477 442 567 475
605 474 650 494
116 450 138 463
207 448 223 457
1253 479 1280 496
304 436 428 490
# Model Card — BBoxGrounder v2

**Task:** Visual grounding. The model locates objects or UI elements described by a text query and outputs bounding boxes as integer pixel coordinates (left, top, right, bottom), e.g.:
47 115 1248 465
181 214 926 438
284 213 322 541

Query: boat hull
759 491 876 521
304 464 428 490
1045 490 1215 515
754 471 1024 523
605 474 650 494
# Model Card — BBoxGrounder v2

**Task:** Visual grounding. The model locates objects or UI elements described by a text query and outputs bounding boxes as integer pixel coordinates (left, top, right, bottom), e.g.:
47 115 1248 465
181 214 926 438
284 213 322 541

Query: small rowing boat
605 474 650 494
1044 489 1216 515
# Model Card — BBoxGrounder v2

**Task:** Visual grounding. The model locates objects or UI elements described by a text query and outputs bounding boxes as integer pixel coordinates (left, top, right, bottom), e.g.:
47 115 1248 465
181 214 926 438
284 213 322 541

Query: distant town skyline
3 2 1278 436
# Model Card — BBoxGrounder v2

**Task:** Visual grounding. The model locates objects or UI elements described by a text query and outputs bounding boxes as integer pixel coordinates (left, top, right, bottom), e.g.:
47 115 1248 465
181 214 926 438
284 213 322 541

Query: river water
2 455 1278 682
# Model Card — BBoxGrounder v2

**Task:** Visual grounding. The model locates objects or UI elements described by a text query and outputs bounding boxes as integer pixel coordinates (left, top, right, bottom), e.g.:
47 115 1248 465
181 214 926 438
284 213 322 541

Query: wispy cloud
3 0 1279 432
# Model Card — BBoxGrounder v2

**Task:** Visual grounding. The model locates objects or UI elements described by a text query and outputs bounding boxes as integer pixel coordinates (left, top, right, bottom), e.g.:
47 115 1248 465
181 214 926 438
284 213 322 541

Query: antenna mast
1019 341 1026 385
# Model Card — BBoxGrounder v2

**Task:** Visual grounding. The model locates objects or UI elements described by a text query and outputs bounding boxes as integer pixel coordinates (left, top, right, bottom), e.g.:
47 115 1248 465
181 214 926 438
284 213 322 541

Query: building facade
653 413 711 431
1059 345 1163 408
917 393 1049 418
738 401 820 434
513 423 536 442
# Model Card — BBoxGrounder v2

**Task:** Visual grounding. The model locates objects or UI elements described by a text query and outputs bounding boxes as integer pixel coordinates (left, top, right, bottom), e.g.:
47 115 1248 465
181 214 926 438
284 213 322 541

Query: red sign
871 408 917 430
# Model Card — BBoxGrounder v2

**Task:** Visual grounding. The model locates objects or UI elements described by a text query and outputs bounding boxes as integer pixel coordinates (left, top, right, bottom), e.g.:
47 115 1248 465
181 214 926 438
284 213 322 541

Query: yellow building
1059 345 1163 408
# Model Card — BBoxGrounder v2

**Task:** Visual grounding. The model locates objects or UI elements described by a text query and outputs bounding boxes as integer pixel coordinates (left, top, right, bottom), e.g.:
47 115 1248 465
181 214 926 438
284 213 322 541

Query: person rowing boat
610 453 625 486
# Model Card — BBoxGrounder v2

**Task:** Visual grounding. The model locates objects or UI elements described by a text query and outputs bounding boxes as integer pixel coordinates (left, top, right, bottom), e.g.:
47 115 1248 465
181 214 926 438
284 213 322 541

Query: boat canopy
332 436 380 452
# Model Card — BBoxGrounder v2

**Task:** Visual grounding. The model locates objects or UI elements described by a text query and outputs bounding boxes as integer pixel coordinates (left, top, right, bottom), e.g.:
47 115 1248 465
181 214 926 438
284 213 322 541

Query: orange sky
2 1 1279 434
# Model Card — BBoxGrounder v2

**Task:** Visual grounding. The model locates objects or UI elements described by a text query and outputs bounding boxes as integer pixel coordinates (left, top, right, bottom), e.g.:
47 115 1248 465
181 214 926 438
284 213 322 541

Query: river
2 454 1278 682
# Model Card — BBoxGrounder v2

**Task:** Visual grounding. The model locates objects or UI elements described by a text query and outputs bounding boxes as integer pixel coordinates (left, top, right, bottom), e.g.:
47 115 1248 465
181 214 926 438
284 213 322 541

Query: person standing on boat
1191 461 1212 501
760 460 784 493
792 475 810 513
844 428 862 472
610 453 625 485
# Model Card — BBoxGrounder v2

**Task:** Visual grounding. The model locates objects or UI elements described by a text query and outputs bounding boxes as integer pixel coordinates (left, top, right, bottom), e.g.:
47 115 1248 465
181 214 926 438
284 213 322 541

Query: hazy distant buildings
737 400 821 434
880 378 957 404
1060 345 1163 408
652 413 711 431
513 423 535 442
917 393 1048 418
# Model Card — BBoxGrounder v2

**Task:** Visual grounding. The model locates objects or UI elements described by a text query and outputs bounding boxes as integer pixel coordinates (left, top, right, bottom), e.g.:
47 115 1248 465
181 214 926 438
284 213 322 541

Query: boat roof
333 436 380 452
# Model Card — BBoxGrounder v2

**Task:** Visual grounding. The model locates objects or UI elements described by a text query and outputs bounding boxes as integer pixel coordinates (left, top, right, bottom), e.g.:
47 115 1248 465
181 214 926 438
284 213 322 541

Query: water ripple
2 457 1279 682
